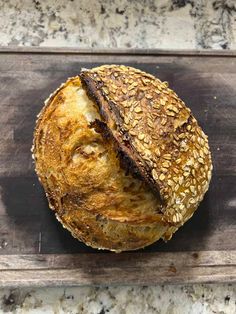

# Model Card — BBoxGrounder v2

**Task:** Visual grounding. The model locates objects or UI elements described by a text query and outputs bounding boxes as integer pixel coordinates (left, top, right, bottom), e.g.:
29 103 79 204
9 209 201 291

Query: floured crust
33 65 212 252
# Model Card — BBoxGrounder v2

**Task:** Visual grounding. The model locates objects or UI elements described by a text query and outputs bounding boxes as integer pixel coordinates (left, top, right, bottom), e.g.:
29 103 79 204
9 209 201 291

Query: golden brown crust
33 65 212 252
33 77 169 251
56 205 167 252
80 65 213 224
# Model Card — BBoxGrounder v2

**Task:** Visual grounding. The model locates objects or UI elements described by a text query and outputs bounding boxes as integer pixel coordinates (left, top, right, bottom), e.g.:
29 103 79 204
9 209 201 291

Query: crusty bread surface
33 65 212 252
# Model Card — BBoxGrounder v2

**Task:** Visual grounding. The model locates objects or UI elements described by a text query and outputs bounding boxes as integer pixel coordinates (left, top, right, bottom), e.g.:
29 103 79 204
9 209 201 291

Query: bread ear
80 65 212 224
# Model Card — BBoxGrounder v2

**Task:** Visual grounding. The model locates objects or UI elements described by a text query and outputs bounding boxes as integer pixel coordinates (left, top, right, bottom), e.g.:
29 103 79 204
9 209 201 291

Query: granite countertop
0 0 236 313
0 0 235 49
0 284 235 314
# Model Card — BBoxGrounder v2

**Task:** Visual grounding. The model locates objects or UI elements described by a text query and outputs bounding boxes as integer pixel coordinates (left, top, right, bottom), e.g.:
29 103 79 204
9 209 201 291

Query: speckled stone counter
0 0 235 49
0 285 235 314
0 0 236 313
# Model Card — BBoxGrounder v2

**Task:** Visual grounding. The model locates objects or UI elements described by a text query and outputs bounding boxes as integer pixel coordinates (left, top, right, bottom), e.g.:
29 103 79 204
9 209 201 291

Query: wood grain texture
0 49 235 286
0 47 236 56
0 251 235 287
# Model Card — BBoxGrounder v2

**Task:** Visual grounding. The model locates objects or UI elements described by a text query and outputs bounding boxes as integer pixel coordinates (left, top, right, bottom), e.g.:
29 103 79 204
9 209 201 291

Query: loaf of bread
32 65 212 252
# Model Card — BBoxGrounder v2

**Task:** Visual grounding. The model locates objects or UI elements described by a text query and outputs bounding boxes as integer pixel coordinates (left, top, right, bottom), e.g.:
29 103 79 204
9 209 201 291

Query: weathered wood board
0 48 235 287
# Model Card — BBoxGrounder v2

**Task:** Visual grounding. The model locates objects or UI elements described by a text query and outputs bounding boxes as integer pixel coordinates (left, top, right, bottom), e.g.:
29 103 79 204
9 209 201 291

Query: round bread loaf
32 65 212 252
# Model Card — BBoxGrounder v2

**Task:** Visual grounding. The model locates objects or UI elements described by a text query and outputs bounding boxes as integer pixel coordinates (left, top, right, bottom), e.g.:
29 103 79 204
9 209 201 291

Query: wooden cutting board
0 48 235 287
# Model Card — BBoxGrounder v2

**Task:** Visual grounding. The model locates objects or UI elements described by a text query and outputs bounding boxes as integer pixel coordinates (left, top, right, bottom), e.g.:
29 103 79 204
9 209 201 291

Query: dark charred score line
90 119 139 177
107 99 124 126
80 72 164 206
91 118 164 206
116 148 142 178
80 74 109 123
89 119 112 141
91 117 162 197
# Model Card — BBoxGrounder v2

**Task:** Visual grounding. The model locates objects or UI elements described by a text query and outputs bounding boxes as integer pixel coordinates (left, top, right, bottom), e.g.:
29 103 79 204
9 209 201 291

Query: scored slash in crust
32 65 213 252
80 65 212 224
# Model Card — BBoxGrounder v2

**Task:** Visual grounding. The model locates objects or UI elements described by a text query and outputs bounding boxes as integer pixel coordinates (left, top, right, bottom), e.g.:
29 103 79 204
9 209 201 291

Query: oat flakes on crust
32 65 212 251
